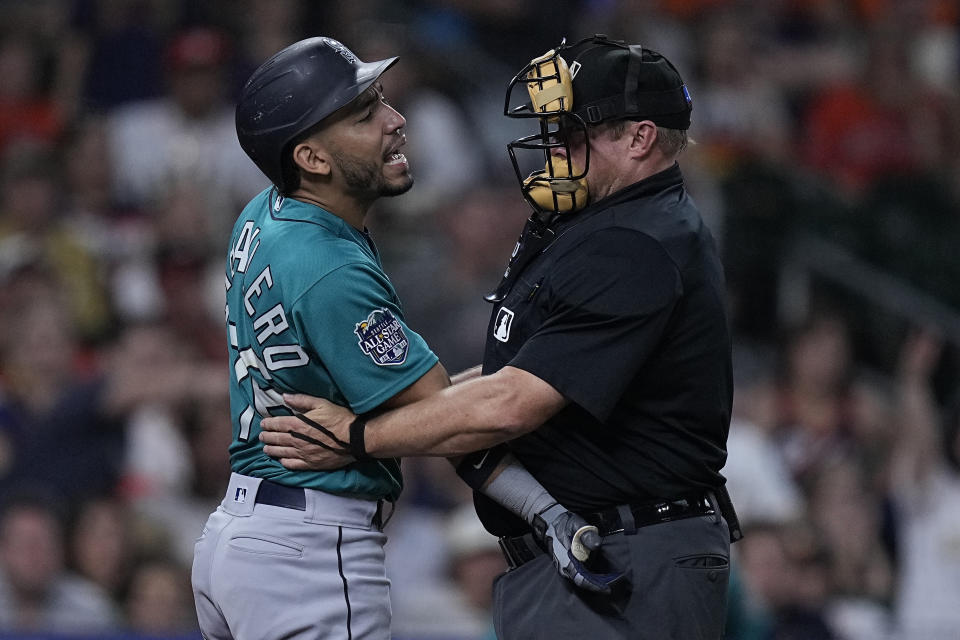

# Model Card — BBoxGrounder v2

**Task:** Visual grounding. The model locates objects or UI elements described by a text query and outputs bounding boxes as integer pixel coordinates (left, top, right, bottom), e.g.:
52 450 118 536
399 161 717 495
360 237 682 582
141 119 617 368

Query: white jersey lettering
264 345 309 370
231 221 261 275
253 303 289 345
239 406 255 441
244 266 273 316
234 347 272 382
252 382 285 416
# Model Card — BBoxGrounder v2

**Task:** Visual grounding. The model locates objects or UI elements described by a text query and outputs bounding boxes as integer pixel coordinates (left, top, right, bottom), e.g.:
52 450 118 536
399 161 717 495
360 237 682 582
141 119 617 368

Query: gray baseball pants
192 473 390 639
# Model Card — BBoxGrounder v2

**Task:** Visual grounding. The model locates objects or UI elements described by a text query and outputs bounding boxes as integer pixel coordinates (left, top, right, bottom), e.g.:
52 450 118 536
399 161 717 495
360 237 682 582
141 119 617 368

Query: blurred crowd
0 0 959 638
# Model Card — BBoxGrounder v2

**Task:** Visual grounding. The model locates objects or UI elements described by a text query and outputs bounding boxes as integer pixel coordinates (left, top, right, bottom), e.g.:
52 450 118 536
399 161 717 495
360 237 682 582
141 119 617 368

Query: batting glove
532 503 625 594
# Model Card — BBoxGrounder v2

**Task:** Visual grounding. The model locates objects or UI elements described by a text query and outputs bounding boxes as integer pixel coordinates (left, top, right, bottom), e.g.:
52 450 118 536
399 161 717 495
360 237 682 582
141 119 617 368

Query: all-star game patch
355 308 409 366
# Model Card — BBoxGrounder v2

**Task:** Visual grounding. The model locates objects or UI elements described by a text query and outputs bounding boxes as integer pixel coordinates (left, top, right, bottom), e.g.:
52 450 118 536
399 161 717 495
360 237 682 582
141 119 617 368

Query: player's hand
259 394 357 470
533 503 625 595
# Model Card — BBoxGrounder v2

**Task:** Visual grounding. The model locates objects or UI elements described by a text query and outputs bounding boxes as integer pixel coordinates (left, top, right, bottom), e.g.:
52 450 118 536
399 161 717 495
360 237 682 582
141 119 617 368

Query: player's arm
450 364 482 385
363 361 475 467
380 360 451 408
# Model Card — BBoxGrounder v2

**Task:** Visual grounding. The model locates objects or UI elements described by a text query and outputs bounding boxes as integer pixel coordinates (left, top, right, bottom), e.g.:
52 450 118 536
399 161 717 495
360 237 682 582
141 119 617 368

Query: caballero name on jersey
355 308 409 366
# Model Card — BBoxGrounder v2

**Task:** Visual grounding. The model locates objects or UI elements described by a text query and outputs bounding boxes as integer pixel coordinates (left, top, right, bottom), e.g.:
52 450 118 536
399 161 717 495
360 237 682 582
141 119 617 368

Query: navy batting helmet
236 37 397 193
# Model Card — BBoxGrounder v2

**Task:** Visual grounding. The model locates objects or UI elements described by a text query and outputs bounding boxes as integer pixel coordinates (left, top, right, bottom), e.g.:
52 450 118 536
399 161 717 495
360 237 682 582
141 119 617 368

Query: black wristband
349 416 372 460
455 445 509 491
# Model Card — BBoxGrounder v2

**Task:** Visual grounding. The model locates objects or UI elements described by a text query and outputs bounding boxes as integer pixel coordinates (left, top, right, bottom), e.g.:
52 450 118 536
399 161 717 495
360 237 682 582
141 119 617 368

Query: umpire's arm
261 364 565 467
365 364 565 457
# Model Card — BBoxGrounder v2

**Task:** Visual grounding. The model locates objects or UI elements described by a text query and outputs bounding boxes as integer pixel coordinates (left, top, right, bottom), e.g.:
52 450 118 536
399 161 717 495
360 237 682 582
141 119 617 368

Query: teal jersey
224 188 438 500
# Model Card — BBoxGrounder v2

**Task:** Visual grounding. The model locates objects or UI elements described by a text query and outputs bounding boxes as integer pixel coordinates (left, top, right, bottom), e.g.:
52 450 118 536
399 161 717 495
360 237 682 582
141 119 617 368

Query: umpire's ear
292 139 332 178
626 120 658 160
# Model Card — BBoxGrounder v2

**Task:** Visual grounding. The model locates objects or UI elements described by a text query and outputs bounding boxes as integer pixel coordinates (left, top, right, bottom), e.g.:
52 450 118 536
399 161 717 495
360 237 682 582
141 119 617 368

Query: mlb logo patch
493 307 514 342
355 308 409 366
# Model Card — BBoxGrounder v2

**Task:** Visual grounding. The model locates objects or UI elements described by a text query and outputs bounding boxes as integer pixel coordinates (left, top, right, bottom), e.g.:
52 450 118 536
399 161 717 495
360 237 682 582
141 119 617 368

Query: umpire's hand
534 503 625 595
260 394 356 470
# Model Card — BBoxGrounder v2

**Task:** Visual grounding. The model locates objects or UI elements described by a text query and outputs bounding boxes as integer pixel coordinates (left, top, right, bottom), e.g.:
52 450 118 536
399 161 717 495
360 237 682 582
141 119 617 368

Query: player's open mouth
385 152 407 166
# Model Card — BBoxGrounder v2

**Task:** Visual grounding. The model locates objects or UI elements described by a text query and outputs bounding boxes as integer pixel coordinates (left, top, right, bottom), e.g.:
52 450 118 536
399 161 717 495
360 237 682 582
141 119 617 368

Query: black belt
498 533 545 570
253 480 389 530
255 479 306 510
583 493 715 536
497 492 716 570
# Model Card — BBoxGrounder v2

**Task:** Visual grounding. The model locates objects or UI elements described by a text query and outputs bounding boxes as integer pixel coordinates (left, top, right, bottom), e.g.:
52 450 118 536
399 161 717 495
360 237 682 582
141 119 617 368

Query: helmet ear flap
526 50 574 119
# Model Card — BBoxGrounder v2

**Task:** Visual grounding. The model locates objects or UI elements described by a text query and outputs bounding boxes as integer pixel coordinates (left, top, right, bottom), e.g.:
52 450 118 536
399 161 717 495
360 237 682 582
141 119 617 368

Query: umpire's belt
583 492 716 536
498 533 544 570
498 492 716 570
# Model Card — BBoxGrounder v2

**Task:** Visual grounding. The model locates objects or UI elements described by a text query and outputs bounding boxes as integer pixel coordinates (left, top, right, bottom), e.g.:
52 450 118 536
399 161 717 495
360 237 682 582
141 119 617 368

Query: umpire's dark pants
493 512 730 640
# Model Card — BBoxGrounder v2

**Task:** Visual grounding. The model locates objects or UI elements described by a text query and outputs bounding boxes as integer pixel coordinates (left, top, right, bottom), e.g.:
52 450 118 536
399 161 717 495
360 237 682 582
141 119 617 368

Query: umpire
261 35 740 639
478 35 739 639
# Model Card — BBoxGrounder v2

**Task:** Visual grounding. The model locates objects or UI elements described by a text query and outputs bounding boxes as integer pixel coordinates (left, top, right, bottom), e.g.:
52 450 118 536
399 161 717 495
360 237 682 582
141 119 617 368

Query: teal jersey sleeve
291 261 438 415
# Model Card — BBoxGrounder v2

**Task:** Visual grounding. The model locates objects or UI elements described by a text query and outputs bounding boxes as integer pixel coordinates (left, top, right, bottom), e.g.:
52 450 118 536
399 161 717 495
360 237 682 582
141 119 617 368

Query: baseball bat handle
571 524 600 561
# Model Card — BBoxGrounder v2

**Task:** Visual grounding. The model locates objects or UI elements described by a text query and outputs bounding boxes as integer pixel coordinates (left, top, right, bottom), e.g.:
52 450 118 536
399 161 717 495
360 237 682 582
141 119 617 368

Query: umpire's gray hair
655 127 688 157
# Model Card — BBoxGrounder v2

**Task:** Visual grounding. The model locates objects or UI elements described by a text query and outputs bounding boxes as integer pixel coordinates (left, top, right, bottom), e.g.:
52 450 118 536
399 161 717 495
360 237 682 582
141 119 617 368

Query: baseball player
191 36 616 640
260 35 742 639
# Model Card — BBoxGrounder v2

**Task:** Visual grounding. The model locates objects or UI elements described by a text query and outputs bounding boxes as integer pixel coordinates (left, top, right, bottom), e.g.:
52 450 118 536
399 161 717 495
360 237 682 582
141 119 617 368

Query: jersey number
229 322 308 441
226 256 310 442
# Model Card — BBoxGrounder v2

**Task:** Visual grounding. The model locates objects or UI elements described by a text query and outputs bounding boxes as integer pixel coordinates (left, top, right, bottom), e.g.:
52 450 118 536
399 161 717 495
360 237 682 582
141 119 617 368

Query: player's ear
292 139 332 178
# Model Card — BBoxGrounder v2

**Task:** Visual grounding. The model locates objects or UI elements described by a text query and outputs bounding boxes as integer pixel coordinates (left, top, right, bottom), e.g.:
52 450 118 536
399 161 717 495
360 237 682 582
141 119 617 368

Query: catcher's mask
504 35 692 216
504 39 588 216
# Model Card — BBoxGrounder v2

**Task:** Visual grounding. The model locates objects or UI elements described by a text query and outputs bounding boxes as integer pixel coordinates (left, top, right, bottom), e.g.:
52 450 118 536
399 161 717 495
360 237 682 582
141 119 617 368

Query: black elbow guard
455 445 510 491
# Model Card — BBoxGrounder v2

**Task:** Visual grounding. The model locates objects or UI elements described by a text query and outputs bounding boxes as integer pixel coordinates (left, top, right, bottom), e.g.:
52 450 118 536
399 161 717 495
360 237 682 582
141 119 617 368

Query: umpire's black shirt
477 163 733 537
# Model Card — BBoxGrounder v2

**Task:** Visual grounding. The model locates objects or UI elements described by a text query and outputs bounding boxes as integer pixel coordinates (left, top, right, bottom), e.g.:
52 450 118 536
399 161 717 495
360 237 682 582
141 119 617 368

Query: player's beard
335 153 414 200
